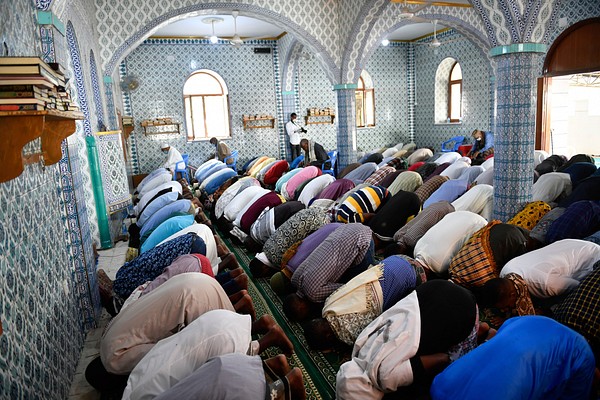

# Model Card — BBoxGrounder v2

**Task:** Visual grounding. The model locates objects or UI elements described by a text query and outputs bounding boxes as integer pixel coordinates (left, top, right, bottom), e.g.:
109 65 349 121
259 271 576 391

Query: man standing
209 137 233 164
161 143 184 173
285 113 304 161
300 138 329 167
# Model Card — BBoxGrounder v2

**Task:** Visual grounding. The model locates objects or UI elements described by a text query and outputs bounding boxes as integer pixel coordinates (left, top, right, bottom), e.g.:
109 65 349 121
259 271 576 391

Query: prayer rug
219 234 349 400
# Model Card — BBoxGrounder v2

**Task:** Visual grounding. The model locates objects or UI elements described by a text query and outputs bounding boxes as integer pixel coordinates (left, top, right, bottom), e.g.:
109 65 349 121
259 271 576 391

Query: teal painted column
86 136 112 249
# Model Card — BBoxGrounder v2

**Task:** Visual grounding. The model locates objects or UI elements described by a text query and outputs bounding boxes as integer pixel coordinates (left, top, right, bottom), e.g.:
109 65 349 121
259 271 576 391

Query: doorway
536 17 600 160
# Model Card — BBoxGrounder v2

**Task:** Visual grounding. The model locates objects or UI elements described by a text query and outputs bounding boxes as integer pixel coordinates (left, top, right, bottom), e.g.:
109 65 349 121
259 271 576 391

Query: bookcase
242 116 275 129
0 109 84 183
140 118 180 135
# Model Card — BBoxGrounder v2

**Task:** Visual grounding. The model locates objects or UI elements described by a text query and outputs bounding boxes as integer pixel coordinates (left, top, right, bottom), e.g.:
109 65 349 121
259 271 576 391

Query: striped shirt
336 185 389 223
292 223 374 302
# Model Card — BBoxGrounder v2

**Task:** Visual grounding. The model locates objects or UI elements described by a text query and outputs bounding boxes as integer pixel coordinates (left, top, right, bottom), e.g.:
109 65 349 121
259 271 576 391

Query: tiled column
281 91 296 160
491 44 546 221
334 86 358 170
407 44 415 142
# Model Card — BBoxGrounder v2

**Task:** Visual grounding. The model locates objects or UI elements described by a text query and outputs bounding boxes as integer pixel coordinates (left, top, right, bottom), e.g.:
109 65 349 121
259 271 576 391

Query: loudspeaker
253 47 271 54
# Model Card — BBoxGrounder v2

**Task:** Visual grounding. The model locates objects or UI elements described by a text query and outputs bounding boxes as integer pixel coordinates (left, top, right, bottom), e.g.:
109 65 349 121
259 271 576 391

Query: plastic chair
322 150 338 177
174 154 189 182
223 150 239 171
290 154 304 169
441 136 465 152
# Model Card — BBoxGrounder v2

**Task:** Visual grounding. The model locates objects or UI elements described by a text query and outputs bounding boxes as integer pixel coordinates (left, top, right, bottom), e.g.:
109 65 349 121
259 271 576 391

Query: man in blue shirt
467 129 494 165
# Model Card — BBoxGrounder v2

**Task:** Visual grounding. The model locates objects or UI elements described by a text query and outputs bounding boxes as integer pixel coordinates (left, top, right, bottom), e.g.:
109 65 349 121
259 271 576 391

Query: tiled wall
0 0 104 397
414 29 492 151
124 40 280 172
361 43 410 151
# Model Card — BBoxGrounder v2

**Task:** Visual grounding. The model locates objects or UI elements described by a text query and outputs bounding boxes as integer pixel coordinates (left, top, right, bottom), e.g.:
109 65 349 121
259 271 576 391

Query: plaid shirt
553 262 600 344
292 224 373 302
449 221 501 288
364 166 396 186
414 175 449 205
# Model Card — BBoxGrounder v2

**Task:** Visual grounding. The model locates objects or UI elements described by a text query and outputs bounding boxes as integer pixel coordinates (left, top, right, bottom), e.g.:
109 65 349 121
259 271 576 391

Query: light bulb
210 35 218 44
381 39 390 46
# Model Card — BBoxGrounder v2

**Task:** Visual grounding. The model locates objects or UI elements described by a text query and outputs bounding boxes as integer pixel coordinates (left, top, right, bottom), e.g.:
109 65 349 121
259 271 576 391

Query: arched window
356 71 375 128
448 62 462 122
184 70 230 141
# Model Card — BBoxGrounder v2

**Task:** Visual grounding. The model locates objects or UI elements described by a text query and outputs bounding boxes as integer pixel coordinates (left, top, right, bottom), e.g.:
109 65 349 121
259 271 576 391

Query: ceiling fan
398 0 432 21
229 10 275 48
414 19 464 48
202 11 275 48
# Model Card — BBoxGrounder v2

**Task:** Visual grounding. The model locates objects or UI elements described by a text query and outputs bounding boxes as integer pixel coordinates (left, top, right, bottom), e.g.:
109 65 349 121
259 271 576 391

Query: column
281 91 296 161
491 44 546 221
334 86 358 170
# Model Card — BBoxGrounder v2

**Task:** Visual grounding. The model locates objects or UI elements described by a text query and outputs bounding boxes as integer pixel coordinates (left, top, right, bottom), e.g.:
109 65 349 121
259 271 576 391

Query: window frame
356 76 376 128
447 61 463 123
183 70 231 142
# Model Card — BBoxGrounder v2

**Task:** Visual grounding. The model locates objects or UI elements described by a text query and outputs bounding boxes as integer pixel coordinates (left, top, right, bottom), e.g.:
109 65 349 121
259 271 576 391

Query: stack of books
122 115 134 126
0 57 79 112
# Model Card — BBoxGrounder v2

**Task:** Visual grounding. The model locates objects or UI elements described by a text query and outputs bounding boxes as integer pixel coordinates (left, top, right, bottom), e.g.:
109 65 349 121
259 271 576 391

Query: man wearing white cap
161 143 184 175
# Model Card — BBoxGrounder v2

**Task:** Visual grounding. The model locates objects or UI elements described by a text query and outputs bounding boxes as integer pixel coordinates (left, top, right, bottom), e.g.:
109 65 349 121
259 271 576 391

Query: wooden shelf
0 109 84 183
243 116 275 129
305 115 335 125
142 123 180 135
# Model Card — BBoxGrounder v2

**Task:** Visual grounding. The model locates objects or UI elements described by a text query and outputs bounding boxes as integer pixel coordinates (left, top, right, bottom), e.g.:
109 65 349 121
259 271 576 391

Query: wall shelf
0 109 84 183
305 115 335 125
140 119 181 135
242 116 275 129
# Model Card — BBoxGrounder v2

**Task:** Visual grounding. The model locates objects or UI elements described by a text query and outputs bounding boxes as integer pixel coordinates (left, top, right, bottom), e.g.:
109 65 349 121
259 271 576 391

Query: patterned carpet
218 234 350 400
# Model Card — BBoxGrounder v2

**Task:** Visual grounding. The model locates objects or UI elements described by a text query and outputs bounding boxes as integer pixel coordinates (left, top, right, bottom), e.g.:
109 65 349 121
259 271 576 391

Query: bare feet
287 368 305 400
233 292 256 321
267 368 305 400
258 321 294 356
229 267 244 278
232 273 248 291
228 289 247 304
263 354 291 379
218 253 239 272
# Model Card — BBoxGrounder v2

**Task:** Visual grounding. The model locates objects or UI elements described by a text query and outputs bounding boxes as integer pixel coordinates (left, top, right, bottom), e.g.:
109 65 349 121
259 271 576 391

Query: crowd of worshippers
89 136 600 399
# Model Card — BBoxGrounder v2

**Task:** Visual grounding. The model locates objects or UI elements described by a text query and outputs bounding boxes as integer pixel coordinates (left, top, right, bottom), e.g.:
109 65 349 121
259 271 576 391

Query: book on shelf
0 97 46 106
0 66 63 86
0 87 45 98
0 77 56 89
0 104 45 111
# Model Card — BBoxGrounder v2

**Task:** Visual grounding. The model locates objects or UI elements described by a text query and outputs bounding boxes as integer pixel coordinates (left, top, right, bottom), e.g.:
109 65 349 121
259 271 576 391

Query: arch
103 3 339 84
89 50 105 131
66 21 92 136
280 39 304 92
543 17 600 76
183 69 231 141
434 57 457 123
354 14 492 87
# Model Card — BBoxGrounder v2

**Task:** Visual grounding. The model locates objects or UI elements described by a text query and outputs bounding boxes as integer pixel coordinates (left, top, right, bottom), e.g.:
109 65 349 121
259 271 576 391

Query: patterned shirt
336 185 389 223
448 221 501 288
507 200 551 231
262 208 330 266
393 201 455 251
505 273 535 316
292 224 374 302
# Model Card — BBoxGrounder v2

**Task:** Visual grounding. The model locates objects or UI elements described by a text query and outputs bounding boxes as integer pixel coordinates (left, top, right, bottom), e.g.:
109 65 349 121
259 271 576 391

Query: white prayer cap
161 143 169 150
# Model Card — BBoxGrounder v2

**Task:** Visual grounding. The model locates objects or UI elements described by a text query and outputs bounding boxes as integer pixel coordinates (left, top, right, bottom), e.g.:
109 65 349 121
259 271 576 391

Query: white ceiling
152 1 471 41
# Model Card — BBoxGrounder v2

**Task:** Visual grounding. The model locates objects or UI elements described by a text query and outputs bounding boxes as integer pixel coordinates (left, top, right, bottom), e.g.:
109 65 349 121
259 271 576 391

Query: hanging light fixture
381 38 390 46
202 17 224 44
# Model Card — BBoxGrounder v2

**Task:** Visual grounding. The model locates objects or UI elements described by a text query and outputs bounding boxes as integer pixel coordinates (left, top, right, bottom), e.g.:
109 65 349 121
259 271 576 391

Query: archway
536 17 600 154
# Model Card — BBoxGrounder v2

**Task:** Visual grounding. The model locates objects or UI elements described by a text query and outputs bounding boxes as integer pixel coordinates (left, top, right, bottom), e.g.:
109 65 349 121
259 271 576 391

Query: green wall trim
281 90 295 95
103 75 113 83
85 136 113 249
489 43 547 57
36 10 65 35
333 83 358 90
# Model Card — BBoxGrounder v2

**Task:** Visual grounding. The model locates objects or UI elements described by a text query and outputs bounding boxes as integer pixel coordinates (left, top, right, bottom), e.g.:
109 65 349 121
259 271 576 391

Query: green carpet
219 234 350 400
